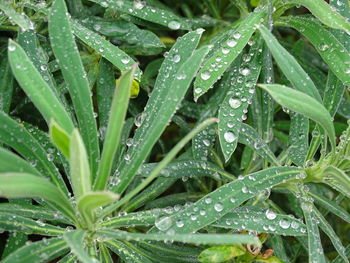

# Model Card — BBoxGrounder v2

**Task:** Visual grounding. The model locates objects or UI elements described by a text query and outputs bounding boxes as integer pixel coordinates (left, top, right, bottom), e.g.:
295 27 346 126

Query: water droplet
291 221 300 229
229 98 241 109
203 139 210 146
241 186 248 193
173 54 181 63
195 87 202 94
155 216 173 231
224 131 237 143
265 209 277 220
227 39 237 47
40 65 47 71
134 1 145 9
214 202 223 212
279 219 291 229
204 197 212 204
168 21 180 30
201 72 211 80
240 68 250 76
8 45 16 51
233 32 241 39
222 48 230 54
121 57 130 64
176 220 184 228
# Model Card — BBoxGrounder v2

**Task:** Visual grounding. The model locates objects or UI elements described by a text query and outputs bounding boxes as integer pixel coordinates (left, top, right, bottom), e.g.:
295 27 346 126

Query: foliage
0 0 349 262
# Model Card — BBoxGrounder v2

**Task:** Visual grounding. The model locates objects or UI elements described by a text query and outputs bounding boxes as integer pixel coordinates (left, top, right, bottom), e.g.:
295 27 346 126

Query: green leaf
0 203 68 224
0 2 33 31
0 113 68 194
89 0 190 30
112 31 208 195
258 25 322 102
2 237 68 263
49 120 70 159
0 52 13 113
0 173 75 223
198 245 246 263
301 201 326 263
218 39 263 161
194 8 267 99
288 112 309 166
309 191 350 224
1 232 27 260
99 244 113 263
212 206 307 236
69 129 91 199
94 66 135 190
98 229 260 245
277 16 350 87
288 0 350 31
323 165 350 198
259 84 336 150
64 230 98 263
238 123 280 166
313 207 349 263
7 40 74 133
49 0 100 176
149 167 301 234
0 212 65 236
77 191 119 226
70 20 142 80
106 240 153 263
0 147 41 175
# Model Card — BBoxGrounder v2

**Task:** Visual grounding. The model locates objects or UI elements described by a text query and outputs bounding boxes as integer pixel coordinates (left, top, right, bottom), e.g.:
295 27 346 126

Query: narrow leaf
49 120 70 159
194 8 267 99
64 230 98 263
259 84 336 150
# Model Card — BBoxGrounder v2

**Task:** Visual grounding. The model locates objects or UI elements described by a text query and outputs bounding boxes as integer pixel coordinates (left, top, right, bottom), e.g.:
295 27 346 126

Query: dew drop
214 202 223 212
227 39 237 47
176 220 184 228
265 209 277 220
279 219 291 229
201 72 211 80
155 217 173 231
121 57 130 64
224 131 237 143
8 45 16 51
168 21 181 30
173 54 181 63
229 98 241 109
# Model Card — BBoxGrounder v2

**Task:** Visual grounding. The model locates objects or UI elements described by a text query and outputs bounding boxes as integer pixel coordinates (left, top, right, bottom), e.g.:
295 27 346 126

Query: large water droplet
279 219 291 229
155 216 173 231
227 39 237 47
201 72 211 80
121 57 130 64
168 21 180 30
229 98 241 109
224 131 237 143
265 209 277 220
214 202 224 212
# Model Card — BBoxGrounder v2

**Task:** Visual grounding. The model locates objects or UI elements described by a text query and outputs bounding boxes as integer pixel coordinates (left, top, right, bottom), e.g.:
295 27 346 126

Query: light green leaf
259 25 322 102
7 40 74 133
69 129 91 199
0 212 65 236
259 84 336 150
49 0 100 176
98 229 260 245
277 16 350 86
0 52 13 113
0 173 75 223
70 20 142 80
64 230 98 263
194 8 267 99
149 167 301 234
323 165 350 198
77 191 119 226
2 237 68 263
49 120 70 159
288 0 350 31
94 66 135 190
0 2 33 31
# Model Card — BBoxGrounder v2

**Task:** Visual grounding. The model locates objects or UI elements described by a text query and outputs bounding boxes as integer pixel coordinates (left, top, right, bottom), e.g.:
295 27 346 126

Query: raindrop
227 39 237 47
121 57 130 64
224 131 237 143
173 54 181 63
279 219 291 229
201 72 211 80
240 68 250 76
168 21 181 30
233 32 241 39
214 202 224 212
155 217 173 231
8 45 16 51
229 98 241 109
204 197 212 204
265 209 277 220
176 220 184 228
222 48 230 54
